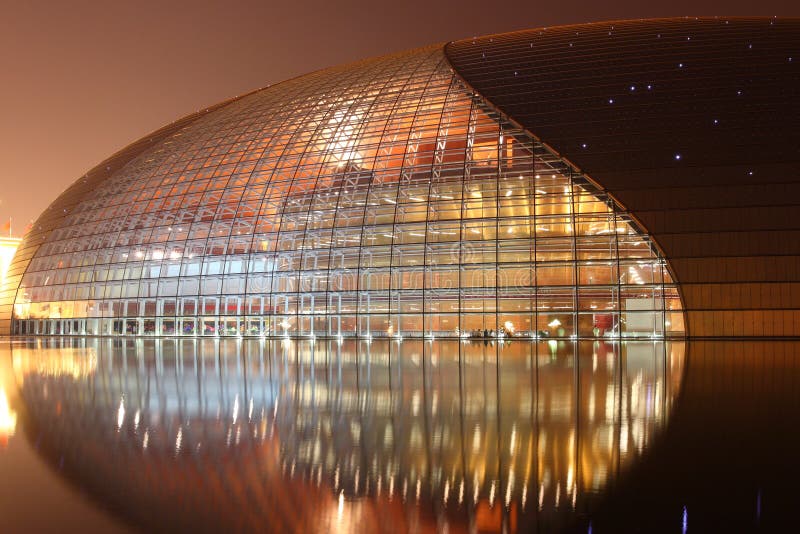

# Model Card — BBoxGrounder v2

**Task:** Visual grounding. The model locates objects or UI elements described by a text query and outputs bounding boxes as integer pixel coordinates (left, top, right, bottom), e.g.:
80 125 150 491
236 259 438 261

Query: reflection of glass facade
12 338 684 532
9 46 682 338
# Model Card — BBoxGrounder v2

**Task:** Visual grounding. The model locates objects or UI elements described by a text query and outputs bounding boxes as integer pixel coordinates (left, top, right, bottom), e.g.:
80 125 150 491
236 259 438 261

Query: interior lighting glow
6 44 682 343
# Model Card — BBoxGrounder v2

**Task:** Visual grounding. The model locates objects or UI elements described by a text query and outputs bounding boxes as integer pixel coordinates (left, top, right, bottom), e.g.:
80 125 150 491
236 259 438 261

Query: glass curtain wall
11 46 683 338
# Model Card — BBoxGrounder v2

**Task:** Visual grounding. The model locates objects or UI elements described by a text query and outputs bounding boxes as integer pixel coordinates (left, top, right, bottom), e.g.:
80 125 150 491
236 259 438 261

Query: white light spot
116 398 125 430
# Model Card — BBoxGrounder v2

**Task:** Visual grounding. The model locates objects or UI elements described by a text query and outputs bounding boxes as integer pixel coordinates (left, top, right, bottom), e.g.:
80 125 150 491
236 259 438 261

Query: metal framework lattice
10 46 683 339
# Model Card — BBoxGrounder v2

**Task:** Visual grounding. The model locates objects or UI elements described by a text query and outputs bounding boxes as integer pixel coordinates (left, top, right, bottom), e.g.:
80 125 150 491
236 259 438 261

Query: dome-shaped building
3 17 798 339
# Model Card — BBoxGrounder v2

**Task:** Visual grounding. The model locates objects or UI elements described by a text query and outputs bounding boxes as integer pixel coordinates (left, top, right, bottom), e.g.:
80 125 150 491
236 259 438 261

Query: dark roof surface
446 17 800 178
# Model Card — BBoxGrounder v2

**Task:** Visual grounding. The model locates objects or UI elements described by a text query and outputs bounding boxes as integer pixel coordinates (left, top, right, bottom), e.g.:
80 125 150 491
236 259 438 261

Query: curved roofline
4 35 689 339
25 42 450 236
444 15 797 44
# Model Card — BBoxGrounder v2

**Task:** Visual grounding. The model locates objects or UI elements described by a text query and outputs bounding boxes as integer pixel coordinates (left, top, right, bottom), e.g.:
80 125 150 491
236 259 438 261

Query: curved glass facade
10 46 683 338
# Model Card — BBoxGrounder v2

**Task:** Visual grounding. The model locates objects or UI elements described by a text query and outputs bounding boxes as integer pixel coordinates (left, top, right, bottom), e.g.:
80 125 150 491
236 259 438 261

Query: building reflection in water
0 384 16 447
11 338 683 532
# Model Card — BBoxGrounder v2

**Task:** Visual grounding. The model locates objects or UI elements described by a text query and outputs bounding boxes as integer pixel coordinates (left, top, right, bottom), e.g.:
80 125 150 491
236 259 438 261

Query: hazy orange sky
1 0 798 234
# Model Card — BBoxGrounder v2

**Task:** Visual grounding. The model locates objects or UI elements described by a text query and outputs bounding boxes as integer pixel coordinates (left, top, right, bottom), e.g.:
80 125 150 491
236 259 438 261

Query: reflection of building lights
12 348 97 382
6 335 685 529
117 397 125 430
0 387 17 444
548 318 561 328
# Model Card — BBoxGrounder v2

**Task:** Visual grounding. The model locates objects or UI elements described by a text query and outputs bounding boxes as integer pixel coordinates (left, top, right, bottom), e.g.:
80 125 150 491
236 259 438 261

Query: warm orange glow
0 386 17 447
0 236 21 288
0 351 18 449
12 347 98 383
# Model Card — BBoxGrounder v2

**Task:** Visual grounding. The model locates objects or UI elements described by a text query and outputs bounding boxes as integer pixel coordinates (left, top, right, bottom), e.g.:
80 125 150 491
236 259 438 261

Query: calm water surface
0 337 797 533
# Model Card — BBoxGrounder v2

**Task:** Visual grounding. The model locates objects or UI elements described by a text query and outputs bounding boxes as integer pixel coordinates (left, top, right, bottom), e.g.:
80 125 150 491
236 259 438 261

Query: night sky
1 0 798 233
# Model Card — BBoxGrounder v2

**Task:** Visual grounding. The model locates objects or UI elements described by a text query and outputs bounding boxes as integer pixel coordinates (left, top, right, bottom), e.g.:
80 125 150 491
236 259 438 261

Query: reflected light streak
0 387 17 444
116 398 125 430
